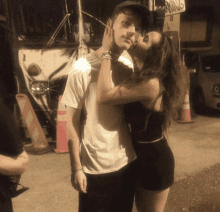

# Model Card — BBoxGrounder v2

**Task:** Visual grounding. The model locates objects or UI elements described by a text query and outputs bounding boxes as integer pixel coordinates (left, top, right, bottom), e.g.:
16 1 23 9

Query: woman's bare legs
135 181 170 212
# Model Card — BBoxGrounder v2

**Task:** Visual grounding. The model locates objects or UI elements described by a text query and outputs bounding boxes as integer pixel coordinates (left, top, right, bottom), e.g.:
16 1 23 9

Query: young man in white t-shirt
61 1 153 211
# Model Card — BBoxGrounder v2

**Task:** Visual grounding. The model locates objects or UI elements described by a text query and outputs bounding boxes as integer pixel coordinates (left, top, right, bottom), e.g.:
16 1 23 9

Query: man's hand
102 19 114 52
71 170 87 193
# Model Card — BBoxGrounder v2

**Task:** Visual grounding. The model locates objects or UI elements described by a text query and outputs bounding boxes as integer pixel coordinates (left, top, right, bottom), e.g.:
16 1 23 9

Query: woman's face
129 31 162 59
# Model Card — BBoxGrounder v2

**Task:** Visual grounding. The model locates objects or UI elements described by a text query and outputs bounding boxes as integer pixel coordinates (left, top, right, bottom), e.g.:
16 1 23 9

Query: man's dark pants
79 160 137 212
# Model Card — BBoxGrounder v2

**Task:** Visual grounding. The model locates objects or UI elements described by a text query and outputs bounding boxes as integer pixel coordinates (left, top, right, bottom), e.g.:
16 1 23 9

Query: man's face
112 10 142 51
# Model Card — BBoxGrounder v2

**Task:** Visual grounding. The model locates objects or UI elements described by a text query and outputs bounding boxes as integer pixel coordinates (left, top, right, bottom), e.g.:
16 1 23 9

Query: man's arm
67 106 87 193
0 150 29 176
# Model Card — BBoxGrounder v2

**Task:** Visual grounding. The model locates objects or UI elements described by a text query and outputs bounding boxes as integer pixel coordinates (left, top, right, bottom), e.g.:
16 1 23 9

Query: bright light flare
118 56 133 69
69 57 91 74
68 55 133 75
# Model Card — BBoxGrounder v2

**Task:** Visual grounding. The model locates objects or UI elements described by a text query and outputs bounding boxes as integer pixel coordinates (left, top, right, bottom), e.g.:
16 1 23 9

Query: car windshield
10 0 116 46
11 0 68 40
201 55 220 73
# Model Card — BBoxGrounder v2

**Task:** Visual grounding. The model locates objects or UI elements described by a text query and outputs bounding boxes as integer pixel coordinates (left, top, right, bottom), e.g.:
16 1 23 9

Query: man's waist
80 141 136 174
81 156 136 175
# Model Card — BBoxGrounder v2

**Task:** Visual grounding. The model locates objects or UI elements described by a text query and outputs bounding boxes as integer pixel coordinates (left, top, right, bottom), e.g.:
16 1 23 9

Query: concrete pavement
165 163 220 211
13 114 220 212
169 115 220 182
163 114 220 212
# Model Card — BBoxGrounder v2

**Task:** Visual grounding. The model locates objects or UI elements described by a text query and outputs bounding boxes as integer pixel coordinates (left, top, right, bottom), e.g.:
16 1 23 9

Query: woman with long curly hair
96 22 186 212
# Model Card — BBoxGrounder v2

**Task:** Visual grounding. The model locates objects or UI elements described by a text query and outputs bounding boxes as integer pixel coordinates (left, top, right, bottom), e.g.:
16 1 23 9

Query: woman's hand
102 19 114 52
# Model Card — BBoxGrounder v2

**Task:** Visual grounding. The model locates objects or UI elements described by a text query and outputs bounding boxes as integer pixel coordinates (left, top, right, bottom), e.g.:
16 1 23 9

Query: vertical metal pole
64 0 72 33
148 0 154 11
77 0 84 45
3 0 14 39
77 0 87 58
63 9 68 42
18 4 26 33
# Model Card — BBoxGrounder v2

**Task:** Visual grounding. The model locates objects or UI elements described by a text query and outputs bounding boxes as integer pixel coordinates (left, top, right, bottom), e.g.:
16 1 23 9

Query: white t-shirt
61 52 136 174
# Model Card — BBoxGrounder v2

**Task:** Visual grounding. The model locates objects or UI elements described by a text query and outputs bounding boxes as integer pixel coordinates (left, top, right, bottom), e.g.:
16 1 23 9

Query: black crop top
124 102 164 142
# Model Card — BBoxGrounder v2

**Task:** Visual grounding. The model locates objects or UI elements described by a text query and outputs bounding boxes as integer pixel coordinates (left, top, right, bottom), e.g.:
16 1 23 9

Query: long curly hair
124 32 186 132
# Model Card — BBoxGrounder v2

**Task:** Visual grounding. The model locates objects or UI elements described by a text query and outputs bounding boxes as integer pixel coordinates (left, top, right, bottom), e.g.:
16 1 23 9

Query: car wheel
193 89 206 114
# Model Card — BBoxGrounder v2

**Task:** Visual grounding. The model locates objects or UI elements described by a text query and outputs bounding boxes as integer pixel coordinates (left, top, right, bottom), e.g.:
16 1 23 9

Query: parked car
185 52 220 113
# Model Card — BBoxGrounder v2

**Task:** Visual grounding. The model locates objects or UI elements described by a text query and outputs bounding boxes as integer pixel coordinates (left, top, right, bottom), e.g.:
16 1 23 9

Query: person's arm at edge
67 106 87 193
0 150 29 176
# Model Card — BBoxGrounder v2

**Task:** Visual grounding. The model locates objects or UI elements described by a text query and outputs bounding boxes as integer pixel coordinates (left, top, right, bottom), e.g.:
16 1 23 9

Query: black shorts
136 136 175 191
